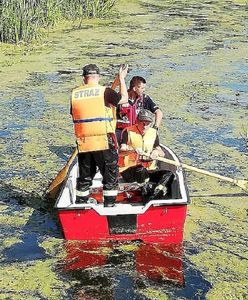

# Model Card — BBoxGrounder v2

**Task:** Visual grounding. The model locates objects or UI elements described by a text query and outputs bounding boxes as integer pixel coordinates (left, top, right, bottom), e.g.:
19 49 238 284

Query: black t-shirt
137 94 159 113
121 129 160 147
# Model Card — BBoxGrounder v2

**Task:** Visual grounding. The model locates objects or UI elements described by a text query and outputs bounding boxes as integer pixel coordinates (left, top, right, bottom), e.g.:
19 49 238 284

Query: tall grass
0 0 116 44
61 0 116 19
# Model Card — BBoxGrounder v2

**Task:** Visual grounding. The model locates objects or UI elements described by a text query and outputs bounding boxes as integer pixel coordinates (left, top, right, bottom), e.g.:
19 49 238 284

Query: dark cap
137 109 154 122
82 64 100 76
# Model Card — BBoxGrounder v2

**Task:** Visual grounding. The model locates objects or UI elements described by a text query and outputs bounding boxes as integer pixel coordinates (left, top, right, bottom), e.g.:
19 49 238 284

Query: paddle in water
46 148 78 199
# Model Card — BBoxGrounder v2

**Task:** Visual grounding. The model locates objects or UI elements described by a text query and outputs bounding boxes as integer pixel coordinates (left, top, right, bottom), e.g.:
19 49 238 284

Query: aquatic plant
61 0 116 21
240 125 248 154
0 0 116 43
0 0 59 43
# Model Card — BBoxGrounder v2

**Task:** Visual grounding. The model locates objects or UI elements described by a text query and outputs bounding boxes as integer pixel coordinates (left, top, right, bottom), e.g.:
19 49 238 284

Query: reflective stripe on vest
119 126 157 172
74 117 112 123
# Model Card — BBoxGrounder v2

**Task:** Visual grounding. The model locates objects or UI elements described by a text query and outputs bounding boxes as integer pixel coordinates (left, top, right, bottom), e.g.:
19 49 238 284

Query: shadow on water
0 180 62 263
2 233 48 262
49 145 75 161
58 241 212 300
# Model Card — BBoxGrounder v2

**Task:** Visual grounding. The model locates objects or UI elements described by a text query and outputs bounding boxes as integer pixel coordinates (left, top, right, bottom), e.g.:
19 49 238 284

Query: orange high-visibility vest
119 125 157 172
71 84 116 152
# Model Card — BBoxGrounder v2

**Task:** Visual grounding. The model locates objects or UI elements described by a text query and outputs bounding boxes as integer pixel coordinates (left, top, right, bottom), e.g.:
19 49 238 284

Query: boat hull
55 144 189 243
58 204 187 243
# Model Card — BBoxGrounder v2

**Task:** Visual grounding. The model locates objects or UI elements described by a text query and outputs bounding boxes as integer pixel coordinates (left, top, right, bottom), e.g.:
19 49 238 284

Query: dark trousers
116 128 123 146
121 165 174 198
76 136 118 201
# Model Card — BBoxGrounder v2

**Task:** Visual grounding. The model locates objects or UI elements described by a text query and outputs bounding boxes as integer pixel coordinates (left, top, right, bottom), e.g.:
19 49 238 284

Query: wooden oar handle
142 152 248 191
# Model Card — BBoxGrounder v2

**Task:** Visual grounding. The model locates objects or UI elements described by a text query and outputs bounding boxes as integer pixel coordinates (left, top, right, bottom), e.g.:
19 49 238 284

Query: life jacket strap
74 117 113 124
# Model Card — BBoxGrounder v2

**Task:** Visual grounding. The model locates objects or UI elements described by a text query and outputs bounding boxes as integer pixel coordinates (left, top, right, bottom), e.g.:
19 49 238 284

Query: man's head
82 64 100 83
129 76 146 97
137 109 154 132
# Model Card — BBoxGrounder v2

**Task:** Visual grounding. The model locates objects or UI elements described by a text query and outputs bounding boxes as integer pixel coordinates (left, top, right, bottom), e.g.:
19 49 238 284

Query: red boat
55 144 190 243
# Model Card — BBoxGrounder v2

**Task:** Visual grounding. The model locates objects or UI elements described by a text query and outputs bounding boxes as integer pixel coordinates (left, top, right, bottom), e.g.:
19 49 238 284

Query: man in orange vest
71 63 128 207
119 109 174 201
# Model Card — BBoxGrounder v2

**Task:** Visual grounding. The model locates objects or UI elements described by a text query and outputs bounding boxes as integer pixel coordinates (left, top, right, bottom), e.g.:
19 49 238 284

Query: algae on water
0 0 247 299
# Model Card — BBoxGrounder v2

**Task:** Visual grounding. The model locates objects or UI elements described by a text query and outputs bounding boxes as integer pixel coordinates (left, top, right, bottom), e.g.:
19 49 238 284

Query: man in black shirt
115 76 163 144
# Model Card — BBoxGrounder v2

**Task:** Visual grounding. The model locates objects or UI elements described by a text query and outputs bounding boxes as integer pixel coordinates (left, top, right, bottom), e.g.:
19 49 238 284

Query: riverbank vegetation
0 0 117 44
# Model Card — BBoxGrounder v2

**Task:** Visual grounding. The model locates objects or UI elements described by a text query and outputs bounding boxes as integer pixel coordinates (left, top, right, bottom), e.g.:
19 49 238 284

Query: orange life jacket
118 125 157 172
71 83 116 152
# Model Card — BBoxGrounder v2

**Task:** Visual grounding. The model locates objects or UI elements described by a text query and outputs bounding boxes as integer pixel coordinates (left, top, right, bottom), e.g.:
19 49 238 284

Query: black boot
76 179 90 204
104 196 116 207
75 196 88 204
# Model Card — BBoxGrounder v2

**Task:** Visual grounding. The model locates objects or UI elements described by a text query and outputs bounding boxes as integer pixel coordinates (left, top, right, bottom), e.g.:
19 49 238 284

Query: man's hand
119 64 128 79
135 147 143 155
120 144 129 151
150 149 159 159
119 144 136 156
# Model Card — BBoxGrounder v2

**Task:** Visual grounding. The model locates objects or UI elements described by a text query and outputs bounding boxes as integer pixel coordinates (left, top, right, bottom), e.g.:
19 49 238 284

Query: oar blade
46 169 67 199
46 148 78 200
46 182 63 200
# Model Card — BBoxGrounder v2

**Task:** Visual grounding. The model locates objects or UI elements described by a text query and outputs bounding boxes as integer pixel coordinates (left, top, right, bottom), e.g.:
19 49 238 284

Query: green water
0 0 247 299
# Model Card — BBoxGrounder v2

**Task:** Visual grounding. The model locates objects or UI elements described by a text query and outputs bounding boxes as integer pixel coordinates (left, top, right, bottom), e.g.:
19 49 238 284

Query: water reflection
63 241 184 299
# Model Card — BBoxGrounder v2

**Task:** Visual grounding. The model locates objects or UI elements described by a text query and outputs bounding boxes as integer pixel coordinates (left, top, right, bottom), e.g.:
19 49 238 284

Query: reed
0 0 116 44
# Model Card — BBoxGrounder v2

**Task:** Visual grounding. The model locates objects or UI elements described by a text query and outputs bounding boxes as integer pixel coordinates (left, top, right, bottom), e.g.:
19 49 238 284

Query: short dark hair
129 76 146 90
82 64 100 76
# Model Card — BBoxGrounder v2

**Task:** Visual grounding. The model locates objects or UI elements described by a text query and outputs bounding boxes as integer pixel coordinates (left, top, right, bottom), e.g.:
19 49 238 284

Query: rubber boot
75 195 88 204
104 196 116 207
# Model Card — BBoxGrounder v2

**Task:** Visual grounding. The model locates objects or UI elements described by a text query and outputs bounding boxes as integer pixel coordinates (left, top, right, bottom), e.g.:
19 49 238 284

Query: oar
46 148 78 199
152 155 248 191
